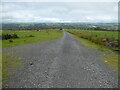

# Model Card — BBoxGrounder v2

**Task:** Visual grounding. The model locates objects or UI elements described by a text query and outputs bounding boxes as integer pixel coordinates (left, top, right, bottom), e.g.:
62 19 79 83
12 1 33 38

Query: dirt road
3 32 118 88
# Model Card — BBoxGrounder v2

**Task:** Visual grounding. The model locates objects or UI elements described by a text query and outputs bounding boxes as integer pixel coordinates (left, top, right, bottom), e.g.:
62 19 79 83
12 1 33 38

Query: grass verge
0 51 1 89
2 53 22 88
67 30 119 52
72 33 119 73
2 30 63 47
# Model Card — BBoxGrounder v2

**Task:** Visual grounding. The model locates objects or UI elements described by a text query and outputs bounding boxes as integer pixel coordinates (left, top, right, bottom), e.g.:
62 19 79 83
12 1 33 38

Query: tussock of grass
103 54 118 71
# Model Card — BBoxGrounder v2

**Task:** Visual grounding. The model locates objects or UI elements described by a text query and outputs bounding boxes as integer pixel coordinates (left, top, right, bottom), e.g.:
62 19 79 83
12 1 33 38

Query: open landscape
2 23 119 88
1 1 119 89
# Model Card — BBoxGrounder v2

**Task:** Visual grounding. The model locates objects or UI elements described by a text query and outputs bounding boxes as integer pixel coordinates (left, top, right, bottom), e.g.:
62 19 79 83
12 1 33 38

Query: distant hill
1 23 118 31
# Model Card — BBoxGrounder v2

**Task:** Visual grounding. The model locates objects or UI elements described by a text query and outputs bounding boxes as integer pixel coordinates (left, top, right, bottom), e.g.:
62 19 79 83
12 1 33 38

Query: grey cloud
1 2 118 23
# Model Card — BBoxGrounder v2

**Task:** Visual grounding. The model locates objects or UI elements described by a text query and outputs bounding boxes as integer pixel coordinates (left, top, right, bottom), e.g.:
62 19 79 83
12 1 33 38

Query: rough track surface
3 32 118 88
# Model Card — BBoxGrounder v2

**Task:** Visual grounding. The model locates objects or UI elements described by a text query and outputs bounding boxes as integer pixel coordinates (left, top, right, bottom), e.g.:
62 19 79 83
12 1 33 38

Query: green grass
103 54 118 71
70 32 119 72
0 31 2 89
73 30 119 40
2 30 63 47
0 52 1 89
2 53 22 87
2 30 63 87
67 30 119 51
73 35 111 52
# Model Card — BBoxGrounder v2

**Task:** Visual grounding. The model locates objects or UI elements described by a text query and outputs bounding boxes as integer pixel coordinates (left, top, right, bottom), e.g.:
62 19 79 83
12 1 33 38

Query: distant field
2 30 63 47
67 29 119 51
69 30 119 39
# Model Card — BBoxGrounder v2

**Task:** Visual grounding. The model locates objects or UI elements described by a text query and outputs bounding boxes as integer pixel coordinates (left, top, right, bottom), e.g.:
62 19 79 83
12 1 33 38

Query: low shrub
28 35 35 37
2 33 19 40
9 40 13 43
12 33 18 38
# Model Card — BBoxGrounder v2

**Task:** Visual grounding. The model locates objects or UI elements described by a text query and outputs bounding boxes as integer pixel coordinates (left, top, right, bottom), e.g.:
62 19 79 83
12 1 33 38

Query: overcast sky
1 2 118 23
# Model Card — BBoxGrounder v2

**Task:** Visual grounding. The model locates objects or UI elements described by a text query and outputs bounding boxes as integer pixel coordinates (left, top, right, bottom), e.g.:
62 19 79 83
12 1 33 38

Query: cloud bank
1 2 118 23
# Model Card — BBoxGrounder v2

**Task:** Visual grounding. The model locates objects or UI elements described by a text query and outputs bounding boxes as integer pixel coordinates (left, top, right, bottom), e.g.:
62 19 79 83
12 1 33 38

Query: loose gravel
3 32 118 88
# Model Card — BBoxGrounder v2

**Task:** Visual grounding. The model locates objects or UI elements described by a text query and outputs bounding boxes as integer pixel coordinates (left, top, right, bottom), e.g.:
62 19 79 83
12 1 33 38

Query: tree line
2 23 118 31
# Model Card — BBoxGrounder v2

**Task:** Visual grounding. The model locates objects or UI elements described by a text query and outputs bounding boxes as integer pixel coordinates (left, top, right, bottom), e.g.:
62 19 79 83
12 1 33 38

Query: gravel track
3 32 118 88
